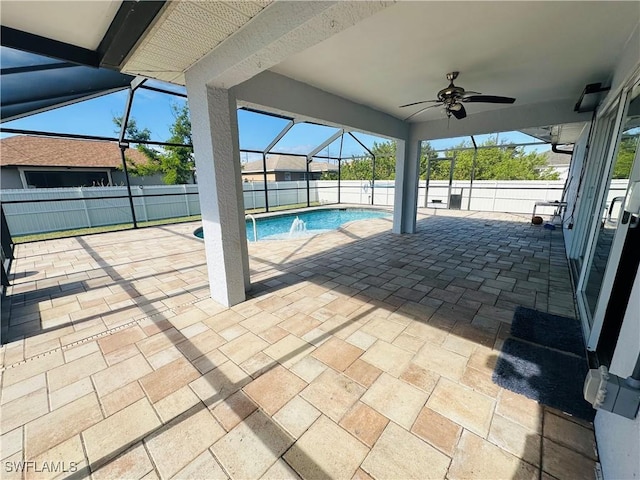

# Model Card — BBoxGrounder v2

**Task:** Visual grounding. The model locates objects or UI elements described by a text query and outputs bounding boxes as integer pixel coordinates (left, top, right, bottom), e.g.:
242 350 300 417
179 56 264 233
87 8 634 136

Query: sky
2 82 393 161
2 79 549 161
1 46 550 161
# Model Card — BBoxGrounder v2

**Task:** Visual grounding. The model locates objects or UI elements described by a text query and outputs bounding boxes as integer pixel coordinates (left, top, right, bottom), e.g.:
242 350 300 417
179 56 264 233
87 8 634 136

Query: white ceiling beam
186 1 393 89
232 71 408 141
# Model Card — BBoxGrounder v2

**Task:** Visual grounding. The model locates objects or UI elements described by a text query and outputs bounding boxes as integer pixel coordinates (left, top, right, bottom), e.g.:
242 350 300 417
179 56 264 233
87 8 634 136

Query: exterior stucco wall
0 167 180 189
1 167 24 189
242 173 276 182
594 265 640 480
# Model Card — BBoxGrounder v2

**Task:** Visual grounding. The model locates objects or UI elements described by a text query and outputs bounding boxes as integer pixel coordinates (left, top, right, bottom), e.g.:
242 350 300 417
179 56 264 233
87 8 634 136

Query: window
25 170 110 188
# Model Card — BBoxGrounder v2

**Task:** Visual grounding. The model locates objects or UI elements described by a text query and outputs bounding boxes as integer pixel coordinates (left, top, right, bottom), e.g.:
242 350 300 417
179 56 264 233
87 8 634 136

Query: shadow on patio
0 210 598 479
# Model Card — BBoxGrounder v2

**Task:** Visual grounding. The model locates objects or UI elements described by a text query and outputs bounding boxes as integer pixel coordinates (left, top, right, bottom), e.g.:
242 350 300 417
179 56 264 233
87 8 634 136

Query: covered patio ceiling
270 2 638 123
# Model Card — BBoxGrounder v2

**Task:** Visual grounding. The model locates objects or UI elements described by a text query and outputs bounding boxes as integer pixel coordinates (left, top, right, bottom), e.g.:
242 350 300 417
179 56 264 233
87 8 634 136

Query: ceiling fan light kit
400 71 516 121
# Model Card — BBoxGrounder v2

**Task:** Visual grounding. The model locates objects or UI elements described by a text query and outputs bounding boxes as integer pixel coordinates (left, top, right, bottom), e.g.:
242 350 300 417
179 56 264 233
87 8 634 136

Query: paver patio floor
1 209 598 479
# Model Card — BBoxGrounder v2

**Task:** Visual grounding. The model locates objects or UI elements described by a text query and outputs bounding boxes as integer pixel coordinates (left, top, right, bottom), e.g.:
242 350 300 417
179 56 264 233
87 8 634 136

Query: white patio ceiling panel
0 0 122 50
269 1 640 122
122 1 271 85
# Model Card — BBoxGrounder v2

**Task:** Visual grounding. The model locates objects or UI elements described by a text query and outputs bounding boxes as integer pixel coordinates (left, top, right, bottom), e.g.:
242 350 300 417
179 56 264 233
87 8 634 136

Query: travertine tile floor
1 209 598 479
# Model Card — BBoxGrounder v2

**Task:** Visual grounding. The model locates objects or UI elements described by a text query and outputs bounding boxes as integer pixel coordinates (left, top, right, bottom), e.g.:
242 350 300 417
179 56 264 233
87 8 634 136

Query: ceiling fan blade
462 91 482 96
463 95 516 104
451 104 467 120
403 103 441 121
399 100 439 108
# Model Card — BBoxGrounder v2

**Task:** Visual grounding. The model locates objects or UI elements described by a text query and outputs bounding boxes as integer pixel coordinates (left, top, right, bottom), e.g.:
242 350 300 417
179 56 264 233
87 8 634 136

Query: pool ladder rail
246 214 257 242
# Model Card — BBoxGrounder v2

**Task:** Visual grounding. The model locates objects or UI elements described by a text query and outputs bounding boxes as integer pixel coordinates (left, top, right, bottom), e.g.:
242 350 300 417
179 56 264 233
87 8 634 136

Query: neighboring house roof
0 135 149 168
242 154 337 173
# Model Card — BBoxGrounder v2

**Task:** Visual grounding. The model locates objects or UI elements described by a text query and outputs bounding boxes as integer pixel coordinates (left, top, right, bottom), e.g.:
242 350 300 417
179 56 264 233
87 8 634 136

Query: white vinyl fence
242 181 321 210
5 179 627 237
322 180 568 213
1 185 200 236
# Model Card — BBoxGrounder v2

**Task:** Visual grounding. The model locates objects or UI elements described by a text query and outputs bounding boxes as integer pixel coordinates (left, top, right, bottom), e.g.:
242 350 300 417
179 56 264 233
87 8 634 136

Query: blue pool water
195 208 391 242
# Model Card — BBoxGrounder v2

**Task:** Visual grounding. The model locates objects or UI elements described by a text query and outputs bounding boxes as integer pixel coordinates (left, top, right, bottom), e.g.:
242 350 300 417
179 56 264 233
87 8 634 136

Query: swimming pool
194 208 391 242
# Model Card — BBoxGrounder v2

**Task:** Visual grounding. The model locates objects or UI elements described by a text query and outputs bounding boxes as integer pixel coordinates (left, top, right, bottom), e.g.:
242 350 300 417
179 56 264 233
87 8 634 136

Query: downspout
554 143 574 210
564 110 598 229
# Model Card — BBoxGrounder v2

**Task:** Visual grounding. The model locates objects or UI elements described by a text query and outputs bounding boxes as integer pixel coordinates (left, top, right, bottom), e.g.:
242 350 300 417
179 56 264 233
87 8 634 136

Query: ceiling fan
399 72 516 121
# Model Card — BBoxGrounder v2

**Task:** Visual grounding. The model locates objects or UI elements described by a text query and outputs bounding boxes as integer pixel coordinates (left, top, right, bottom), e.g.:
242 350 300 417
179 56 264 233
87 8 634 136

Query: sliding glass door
577 82 640 349
569 113 618 274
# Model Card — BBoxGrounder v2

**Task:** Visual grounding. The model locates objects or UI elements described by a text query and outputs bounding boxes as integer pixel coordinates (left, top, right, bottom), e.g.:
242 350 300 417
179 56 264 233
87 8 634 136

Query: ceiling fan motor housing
438 86 465 103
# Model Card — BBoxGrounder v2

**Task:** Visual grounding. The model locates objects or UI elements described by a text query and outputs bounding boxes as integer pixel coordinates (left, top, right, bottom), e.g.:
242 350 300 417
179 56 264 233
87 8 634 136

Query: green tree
112 117 162 177
428 137 559 181
333 140 437 180
612 135 638 179
161 104 194 184
113 104 194 184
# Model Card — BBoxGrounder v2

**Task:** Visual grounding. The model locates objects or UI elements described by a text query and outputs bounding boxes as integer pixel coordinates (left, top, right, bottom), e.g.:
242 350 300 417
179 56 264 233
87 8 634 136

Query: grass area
12 215 202 244
12 203 326 243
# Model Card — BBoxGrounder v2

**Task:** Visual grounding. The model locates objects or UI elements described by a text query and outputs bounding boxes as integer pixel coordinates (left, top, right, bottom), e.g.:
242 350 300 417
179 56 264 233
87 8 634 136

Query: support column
393 138 421 234
186 82 250 307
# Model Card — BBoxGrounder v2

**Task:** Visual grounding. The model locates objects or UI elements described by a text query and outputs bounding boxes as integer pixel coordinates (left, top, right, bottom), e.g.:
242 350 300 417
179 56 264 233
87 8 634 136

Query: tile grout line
78 415 93 478
141 437 161 479
1 295 211 372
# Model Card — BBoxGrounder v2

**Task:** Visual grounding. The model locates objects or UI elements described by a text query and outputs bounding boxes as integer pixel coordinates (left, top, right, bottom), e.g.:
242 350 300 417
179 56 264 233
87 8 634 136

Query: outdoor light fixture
574 82 610 113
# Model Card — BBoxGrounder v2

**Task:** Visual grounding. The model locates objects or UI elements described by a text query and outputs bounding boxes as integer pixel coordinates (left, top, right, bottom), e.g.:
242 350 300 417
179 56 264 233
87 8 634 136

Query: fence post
80 187 92 228
183 184 190 216
492 181 498 211
252 185 256 211
138 186 149 222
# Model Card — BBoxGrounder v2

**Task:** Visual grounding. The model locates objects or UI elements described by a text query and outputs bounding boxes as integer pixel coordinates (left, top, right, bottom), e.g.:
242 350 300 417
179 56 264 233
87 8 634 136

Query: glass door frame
587 82 640 351
576 79 638 349
569 112 617 266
